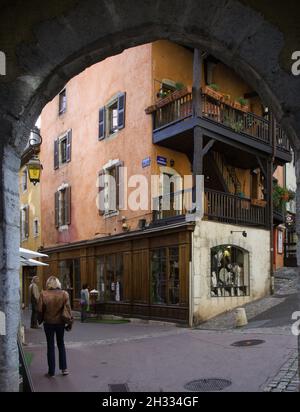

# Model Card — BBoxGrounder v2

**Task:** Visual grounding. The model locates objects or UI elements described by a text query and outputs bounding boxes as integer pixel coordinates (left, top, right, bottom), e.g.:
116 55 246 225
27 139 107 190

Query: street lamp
27 127 43 185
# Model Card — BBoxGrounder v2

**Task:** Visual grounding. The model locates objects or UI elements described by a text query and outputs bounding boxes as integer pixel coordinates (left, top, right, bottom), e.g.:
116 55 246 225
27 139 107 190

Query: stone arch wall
1 0 300 391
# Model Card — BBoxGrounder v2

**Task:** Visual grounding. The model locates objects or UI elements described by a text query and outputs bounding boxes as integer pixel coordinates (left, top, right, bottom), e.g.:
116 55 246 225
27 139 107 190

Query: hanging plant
273 184 291 209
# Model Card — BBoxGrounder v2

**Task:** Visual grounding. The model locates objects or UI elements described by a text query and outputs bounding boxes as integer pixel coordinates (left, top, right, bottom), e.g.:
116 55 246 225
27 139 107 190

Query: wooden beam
256 155 267 178
202 139 215 156
192 49 202 118
193 126 204 175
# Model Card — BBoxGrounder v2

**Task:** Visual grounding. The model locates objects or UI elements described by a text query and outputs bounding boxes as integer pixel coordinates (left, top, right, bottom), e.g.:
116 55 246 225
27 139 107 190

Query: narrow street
24 268 299 392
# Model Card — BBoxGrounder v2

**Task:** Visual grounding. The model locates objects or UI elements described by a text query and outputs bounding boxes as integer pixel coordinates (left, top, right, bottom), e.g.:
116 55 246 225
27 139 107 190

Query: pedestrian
80 284 90 322
37 276 73 378
29 276 40 329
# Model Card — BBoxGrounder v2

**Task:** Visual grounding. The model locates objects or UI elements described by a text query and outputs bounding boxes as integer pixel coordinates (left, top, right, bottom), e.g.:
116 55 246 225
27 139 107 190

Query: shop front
42 223 193 323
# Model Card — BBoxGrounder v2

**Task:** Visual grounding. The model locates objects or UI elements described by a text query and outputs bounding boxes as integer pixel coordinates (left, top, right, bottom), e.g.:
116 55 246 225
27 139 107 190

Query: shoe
45 373 55 378
62 369 69 376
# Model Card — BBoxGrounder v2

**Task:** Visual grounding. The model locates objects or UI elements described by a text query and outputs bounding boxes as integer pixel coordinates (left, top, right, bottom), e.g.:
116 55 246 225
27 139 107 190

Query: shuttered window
55 186 71 228
99 92 126 140
98 161 124 215
54 130 72 169
59 89 67 115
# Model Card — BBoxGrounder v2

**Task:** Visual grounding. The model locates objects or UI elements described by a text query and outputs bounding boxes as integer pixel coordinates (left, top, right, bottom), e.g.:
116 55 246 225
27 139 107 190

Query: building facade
19 147 42 307
39 41 292 324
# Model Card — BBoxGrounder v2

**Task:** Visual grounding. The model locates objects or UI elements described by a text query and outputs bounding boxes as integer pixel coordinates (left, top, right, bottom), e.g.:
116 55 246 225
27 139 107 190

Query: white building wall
191 220 271 324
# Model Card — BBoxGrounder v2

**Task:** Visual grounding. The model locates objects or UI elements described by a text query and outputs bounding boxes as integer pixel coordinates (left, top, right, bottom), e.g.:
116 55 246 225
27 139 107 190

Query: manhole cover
184 378 231 392
231 339 265 347
108 383 129 392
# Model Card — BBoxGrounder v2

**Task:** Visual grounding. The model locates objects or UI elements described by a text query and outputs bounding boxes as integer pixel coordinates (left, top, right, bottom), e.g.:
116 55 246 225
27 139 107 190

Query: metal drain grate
184 378 231 392
231 339 265 347
108 383 129 392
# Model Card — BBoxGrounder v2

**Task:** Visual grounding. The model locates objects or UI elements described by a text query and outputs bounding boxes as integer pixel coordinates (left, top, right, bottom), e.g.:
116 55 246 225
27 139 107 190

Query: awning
19 247 49 267
20 258 49 267
20 247 48 259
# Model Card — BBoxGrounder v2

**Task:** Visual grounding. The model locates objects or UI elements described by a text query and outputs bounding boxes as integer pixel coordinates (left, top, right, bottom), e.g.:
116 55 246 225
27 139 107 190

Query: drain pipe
270 113 276 294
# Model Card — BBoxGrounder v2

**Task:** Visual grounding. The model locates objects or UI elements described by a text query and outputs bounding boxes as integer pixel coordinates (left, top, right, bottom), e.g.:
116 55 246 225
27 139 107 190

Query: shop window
59 89 67 115
151 246 180 305
58 258 81 307
211 245 249 297
96 253 124 302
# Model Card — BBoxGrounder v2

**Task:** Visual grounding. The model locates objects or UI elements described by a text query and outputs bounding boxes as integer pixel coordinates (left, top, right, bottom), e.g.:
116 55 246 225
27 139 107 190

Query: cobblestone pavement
264 350 299 392
197 267 299 392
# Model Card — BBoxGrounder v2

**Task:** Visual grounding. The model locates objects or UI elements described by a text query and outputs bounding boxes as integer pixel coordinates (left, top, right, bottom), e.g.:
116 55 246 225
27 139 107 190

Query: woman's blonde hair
46 276 62 290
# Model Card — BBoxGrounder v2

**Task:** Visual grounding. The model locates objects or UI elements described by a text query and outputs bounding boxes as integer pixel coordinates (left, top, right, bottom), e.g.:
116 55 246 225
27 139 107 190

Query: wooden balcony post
192 49 202 118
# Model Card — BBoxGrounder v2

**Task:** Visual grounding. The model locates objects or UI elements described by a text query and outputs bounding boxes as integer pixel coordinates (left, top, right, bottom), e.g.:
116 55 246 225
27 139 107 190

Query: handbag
61 291 73 326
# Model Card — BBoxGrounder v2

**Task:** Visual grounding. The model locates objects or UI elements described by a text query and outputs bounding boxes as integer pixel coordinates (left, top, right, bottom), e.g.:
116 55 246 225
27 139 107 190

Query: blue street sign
142 157 151 168
157 156 167 166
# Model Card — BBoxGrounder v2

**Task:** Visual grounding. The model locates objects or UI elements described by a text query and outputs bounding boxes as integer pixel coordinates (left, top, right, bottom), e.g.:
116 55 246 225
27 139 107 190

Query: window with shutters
55 186 71 228
98 92 126 140
59 89 67 115
98 161 124 216
20 205 29 241
54 130 72 169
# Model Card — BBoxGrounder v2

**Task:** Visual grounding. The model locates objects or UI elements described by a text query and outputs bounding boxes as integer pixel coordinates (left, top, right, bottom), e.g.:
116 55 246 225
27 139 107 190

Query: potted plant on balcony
233 97 249 112
203 84 224 101
273 184 292 211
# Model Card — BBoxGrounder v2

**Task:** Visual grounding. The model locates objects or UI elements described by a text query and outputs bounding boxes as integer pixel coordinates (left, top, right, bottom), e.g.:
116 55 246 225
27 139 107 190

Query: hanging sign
157 156 167 166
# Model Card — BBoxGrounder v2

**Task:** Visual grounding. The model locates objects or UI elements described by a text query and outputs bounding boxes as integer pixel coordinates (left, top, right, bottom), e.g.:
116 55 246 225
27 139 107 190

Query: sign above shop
157 156 167 166
142 157 151 168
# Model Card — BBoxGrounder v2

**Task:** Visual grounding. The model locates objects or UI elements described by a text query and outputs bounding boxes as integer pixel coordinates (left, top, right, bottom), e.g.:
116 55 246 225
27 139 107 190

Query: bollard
235 307 248 327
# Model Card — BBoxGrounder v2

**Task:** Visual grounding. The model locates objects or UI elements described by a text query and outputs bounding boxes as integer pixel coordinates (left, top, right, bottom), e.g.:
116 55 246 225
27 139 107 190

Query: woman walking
37 276 73 377
80 284 90 322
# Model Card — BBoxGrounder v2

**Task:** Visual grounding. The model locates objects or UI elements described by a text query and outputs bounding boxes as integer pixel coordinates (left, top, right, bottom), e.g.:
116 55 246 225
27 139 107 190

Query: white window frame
57 183 69 230
102 159 120 218
20 205 29 241
58 132 68 166
105 95 119 138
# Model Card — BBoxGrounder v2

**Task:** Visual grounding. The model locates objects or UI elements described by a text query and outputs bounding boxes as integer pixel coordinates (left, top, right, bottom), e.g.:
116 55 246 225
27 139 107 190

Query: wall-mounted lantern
27 127 43 185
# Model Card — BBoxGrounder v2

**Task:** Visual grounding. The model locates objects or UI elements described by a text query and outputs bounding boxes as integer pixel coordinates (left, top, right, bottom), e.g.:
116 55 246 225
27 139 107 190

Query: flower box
251 198 267 207
203 85 224 101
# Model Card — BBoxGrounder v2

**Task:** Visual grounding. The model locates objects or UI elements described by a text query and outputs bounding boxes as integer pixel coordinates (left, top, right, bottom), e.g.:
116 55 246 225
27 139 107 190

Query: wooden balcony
153 189 268 228
149 90 292 164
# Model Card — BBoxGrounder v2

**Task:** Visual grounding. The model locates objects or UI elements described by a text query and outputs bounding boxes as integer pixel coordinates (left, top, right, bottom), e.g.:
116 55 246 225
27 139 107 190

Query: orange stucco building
40 41 292 324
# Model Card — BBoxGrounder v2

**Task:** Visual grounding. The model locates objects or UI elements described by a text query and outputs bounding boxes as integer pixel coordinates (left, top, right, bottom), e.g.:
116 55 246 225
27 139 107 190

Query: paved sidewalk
22 267 299 392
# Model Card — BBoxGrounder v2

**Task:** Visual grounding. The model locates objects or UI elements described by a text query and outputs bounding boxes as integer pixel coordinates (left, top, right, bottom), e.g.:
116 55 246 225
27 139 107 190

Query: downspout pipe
270 113 276 294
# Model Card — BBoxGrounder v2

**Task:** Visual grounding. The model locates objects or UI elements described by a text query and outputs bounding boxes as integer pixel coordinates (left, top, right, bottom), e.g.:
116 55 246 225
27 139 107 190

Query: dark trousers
44 323 67 375
31 302 38 328
81 304 88 322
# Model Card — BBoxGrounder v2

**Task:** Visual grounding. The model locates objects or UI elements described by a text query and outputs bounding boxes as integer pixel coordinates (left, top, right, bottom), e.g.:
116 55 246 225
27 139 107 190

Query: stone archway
1 0 300 391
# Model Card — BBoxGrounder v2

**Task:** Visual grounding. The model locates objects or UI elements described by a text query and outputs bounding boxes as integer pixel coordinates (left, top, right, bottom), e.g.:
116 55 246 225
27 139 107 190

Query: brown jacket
38 289 72 325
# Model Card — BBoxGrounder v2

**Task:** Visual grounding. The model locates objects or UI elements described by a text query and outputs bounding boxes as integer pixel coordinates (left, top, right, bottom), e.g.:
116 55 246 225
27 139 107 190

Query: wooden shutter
65 186 71 225
98 107 106 140
25 206 29 238
98 171 105 215
66 130 72 162
54 139 59 169
117 92 126 130
55 191 60 228
115 161 124 210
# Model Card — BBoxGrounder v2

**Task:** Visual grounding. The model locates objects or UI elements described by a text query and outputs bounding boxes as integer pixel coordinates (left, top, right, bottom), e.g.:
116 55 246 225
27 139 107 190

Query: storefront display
210 245 249 297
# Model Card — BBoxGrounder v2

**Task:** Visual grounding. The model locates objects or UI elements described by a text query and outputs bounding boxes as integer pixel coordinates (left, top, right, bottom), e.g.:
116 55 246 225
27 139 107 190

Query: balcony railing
152 91 290 152
153 189 268 228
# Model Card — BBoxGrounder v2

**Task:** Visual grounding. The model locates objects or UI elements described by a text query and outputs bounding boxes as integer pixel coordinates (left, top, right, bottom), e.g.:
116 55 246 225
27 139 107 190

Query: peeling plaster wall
192 220 271 324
